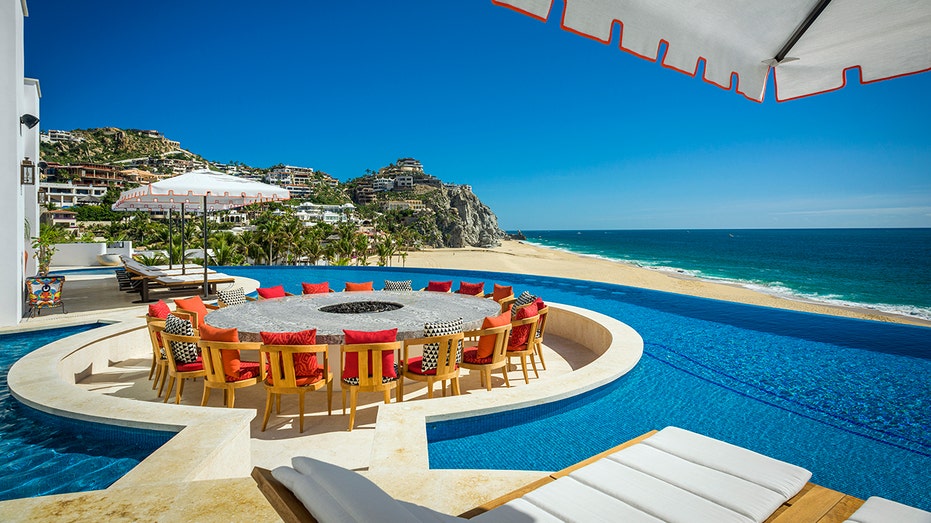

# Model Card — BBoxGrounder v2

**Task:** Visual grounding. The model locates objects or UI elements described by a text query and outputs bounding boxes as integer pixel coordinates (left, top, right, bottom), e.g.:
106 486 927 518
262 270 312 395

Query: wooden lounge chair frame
460 323 513 392
339 341 402 431
197 340 264 408
260 343 333 433
251 429 867 523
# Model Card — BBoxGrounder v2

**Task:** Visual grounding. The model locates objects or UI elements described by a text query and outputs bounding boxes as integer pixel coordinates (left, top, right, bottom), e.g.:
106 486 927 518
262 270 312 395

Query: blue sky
25 1 931 230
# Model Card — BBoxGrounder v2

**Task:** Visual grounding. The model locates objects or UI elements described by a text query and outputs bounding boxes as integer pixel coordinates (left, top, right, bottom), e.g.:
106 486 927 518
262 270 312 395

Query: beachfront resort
3 2 931 522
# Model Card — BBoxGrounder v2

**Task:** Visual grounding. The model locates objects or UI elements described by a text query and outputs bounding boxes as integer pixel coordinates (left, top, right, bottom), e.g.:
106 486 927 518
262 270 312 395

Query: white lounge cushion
846 496 931 523
607 443 788 521
273 457 465 523
475 476 663 523
641 426 812 499
570 459 754 523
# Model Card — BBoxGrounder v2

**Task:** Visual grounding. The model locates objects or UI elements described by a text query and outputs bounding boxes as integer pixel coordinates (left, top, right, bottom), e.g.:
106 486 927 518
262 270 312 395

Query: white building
1 0 41 326
372 178 394 192
40 181 108 208
394 175 414 189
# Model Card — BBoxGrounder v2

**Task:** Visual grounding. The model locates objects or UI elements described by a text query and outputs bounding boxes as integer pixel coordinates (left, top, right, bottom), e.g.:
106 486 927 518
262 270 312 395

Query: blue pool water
220 265 931 510
0 325 173 501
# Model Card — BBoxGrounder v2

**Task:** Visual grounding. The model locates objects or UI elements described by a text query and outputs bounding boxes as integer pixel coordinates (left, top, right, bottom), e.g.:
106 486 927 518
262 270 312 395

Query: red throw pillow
426 280 452 292
260 329 319 376
200 323 242 379
174 295 208 326
302 282 330 294
344 281 373 292
458 281 484 296
533 297 546 310
342 328 397 380
509 302 539 348
477 311 512 359
493 284 513 302
147 299 170 319
257 285 286 299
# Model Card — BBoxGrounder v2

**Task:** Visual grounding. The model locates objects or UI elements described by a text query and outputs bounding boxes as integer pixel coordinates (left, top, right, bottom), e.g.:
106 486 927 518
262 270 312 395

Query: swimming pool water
221 265 931 510
0 325 173 501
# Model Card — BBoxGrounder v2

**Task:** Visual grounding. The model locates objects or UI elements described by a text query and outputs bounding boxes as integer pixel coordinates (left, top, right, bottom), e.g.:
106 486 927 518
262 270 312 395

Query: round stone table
205 291 501 344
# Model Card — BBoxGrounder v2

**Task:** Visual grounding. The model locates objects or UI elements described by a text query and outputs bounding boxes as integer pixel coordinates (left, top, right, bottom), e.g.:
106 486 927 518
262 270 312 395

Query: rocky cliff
416 186 505 248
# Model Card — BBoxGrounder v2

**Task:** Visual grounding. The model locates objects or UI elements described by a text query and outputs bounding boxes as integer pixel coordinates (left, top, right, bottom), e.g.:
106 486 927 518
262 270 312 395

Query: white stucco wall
0 0 30 326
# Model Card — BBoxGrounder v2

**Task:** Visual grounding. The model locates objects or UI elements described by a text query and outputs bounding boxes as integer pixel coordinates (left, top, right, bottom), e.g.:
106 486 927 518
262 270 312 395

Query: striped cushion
511 291 537 316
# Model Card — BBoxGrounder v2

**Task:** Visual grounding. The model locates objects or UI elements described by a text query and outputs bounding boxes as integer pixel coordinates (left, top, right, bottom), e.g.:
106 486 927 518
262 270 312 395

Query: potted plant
31 224 68 276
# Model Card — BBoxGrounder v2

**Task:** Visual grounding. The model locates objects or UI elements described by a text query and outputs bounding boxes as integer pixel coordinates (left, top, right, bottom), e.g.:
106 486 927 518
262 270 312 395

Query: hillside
40 127 200 166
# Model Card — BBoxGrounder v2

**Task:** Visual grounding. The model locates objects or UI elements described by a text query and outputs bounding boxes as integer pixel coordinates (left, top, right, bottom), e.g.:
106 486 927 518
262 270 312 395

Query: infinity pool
221 265 931 511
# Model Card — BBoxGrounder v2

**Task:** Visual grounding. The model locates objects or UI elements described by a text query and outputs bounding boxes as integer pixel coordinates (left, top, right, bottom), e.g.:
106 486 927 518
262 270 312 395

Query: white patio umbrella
493 0 931 102
113 169 290 296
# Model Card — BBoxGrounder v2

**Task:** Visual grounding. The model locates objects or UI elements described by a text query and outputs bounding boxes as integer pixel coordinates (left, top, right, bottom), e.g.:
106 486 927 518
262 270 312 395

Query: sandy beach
404 240 931 328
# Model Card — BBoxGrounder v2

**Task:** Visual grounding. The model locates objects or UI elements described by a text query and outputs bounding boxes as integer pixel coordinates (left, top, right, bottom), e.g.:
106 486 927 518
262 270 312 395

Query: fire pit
319 301 403 314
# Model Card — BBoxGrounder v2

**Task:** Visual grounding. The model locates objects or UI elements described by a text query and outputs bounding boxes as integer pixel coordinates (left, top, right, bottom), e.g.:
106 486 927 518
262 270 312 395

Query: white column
0 0 28 326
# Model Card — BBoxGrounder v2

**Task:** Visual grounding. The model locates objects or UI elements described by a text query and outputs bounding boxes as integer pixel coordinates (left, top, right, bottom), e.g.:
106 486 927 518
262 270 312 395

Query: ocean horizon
518 228 931 323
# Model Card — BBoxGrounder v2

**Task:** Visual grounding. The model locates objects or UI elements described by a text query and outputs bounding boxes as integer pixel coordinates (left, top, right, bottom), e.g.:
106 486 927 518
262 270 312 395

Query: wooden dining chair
460 323 513 391
159 329 206 405
398 332 465 401
506 314 541 385
260 343 333 433
197 339 263 408
533 306 550 371
339 341 401 431
144 316 168 395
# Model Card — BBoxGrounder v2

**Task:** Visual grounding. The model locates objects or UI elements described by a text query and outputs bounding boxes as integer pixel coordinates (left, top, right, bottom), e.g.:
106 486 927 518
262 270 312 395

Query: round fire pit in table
204 291 502 344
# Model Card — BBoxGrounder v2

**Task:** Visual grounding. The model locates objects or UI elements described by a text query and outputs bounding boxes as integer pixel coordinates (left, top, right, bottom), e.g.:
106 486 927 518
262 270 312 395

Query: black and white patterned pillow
218 287 247 307
383 279 413 291
421 318 463 372
164 314 199 364
511 291 537 316
342 363 399 386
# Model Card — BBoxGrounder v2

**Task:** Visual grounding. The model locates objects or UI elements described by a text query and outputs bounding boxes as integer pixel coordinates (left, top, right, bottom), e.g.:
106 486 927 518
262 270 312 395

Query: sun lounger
845 496 931 523
252 426 847 523
120 256 228 301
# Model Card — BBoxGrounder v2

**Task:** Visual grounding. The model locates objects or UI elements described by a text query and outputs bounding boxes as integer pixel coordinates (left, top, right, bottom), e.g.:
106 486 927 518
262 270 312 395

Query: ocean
519 229 931 322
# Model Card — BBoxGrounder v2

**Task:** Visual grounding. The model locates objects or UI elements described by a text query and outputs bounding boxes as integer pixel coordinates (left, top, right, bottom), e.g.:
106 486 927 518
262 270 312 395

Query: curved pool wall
219 265 931 510
7 309 257 492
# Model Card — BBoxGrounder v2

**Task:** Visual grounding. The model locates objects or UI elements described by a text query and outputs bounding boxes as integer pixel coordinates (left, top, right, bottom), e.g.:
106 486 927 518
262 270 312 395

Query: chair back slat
197 340 262 384
262 344 330 389
340 342 401 389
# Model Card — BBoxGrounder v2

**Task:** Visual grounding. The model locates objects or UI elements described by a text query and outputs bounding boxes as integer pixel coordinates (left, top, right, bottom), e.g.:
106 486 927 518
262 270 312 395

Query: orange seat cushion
174 295 208 326
257 285 287 299
342 328 397 380
509 302 538 348
457 281 484 296
426 280 452 292
477 311 512 359
199 323 243 379
302 282 330 294
493 284 513 302
344 281 374 292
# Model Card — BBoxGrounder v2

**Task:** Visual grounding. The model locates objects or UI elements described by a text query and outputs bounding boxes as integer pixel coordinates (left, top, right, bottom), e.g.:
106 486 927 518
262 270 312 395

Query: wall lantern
20 114 40 129
21 158 36 185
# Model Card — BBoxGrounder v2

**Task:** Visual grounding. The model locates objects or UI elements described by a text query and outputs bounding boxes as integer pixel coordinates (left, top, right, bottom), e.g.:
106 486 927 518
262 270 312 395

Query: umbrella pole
167 208 173 270
202 196 209 298
181 203 186 275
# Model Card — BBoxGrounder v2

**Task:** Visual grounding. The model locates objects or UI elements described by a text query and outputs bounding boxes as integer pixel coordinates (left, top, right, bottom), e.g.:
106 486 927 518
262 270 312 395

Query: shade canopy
493 0 931 102
112 169 290 211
